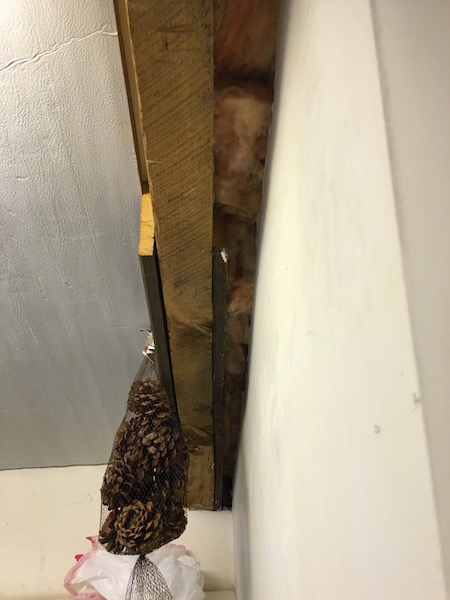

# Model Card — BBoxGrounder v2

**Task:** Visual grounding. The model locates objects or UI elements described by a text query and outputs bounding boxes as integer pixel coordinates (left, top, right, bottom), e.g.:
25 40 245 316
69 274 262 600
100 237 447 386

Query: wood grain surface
126 0 215 508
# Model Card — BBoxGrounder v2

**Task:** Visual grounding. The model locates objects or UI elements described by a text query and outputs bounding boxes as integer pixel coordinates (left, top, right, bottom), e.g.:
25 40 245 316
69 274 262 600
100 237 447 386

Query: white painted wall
0 466 234 598
0 0 148 468
233 0 447 598
370 0 450 589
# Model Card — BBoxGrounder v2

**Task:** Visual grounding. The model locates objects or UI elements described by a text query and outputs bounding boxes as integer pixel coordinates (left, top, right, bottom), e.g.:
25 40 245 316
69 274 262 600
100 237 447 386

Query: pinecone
113 419 131 447
115 500 164 554
126 381 141 414
127 380 171 415
164 504 187 541
101 463 136 509
99 510 120 553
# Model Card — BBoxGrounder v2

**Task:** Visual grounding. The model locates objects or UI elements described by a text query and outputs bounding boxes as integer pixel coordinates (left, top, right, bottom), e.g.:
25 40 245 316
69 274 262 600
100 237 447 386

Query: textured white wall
370 0 450 590
0 466 235 598
233 0 447 598
0 0 148 467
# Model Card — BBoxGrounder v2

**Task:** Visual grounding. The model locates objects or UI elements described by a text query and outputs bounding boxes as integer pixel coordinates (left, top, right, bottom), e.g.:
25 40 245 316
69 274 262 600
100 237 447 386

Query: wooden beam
126 0 215 508
113 0 147 184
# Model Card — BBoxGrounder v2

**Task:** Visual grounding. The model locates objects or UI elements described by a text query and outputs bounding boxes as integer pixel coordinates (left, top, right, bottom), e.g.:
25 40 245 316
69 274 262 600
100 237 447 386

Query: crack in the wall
0 26 118 73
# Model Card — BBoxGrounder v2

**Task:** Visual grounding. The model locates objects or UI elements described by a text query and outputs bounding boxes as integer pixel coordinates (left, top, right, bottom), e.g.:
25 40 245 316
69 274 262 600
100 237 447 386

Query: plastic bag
64 537 205 600
151 544 205 600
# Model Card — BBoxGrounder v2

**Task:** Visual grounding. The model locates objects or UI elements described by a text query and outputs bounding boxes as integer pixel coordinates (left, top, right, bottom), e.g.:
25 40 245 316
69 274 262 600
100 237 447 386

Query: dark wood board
212 247 227 509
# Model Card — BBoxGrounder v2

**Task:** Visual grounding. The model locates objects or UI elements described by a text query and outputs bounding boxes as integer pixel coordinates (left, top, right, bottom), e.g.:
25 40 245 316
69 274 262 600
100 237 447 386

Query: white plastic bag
64 537 205 600
150 544 205 600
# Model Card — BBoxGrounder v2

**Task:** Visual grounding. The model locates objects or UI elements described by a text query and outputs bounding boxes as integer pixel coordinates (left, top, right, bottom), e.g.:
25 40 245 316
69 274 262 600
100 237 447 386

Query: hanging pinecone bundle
99 338 189 558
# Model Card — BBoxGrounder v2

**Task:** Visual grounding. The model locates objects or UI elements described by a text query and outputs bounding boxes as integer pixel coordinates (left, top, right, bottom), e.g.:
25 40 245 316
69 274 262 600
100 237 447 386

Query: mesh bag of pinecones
99 336 189 599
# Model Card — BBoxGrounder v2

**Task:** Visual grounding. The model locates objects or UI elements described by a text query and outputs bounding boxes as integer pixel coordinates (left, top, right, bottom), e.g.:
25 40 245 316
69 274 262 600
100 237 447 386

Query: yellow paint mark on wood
138 193 155 257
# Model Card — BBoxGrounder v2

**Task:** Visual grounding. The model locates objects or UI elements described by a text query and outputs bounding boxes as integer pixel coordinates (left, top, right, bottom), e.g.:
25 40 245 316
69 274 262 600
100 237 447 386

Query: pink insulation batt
213 0 281 488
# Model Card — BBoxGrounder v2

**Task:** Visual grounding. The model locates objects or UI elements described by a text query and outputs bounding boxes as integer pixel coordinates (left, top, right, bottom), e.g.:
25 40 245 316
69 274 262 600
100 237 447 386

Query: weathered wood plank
126 0 215 508
113 0 147 183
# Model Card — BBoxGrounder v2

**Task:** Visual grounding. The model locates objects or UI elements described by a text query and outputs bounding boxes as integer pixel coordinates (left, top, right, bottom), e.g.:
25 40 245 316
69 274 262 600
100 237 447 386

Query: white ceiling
0 0 148 468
